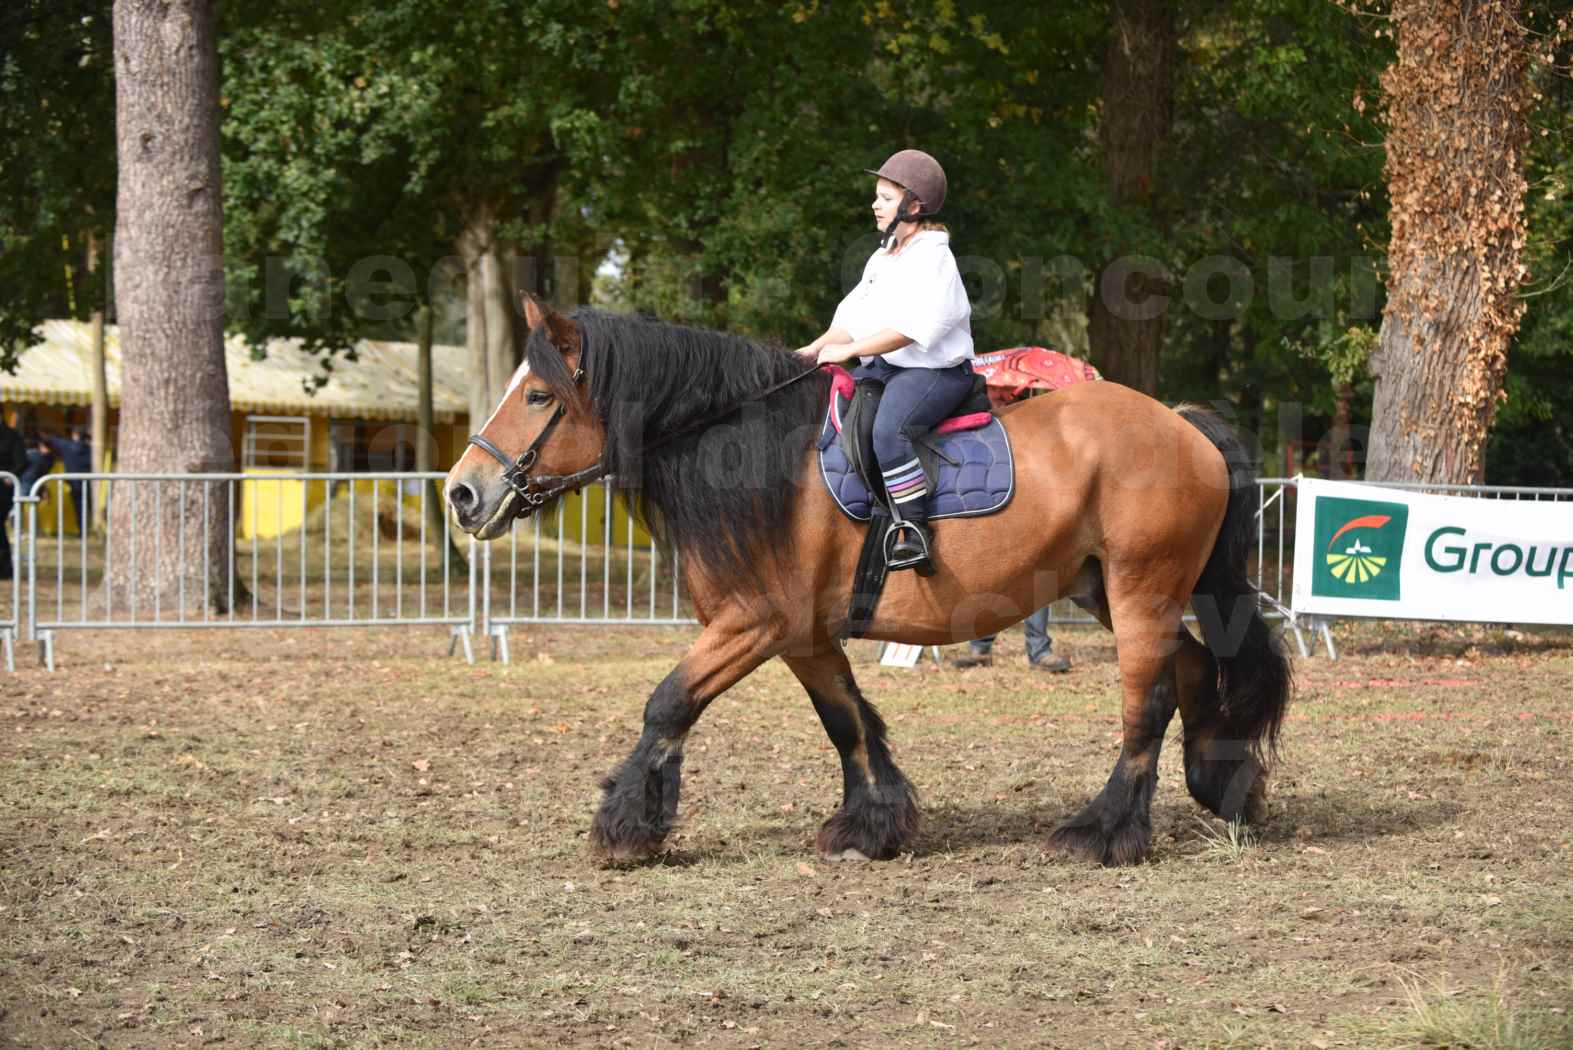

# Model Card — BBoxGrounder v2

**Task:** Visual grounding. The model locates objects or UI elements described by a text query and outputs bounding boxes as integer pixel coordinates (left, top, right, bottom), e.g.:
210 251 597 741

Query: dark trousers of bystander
969 605 1055 664
0 483 13 579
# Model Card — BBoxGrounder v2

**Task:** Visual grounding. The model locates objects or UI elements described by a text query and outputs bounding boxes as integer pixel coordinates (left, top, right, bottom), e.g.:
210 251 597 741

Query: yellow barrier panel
549 486 653 550
237 470 327 541
35 464 82 537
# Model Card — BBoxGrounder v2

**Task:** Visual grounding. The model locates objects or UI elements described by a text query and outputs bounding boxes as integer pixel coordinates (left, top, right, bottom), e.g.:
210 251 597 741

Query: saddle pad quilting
817 401 1014 522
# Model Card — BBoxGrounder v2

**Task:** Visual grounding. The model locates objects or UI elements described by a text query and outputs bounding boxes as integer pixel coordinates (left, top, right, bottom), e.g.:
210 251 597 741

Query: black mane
524 309 833 588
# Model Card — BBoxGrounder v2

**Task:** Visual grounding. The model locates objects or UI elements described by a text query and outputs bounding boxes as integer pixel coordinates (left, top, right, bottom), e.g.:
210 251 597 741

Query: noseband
466 365 612 516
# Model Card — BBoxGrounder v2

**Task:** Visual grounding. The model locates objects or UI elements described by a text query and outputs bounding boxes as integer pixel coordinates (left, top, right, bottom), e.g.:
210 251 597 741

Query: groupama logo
1326 514 1391 583
1311 496 1409 601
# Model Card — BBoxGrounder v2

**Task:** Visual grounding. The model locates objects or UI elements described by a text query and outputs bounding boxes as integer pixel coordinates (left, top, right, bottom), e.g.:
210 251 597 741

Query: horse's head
445 295 605 540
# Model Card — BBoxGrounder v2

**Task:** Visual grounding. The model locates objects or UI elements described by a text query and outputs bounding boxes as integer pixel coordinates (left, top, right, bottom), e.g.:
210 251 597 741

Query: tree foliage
0 0 115 371
6 0 1572 482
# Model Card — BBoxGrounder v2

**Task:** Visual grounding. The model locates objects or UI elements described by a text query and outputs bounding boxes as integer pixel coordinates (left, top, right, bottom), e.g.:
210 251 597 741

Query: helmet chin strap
880 189 939 249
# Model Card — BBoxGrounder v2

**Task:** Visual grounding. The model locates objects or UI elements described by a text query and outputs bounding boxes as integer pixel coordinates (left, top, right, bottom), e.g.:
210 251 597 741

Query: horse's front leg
783 644 920 861
589 614 779 863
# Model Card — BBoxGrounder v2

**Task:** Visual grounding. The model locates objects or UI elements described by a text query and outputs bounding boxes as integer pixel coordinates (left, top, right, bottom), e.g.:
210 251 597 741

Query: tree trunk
1329 380 1354 479
109 0 234 616
87 232 111 531
459 206 518 429
89 307 109 529
1366 0 1529 484
416 305 467 571
517 162 563 305
416 305 435 476
1087 0 1176 395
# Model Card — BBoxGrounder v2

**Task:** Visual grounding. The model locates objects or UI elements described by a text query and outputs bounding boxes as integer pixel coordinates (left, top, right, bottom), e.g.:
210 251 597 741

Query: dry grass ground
2 619 1570 1049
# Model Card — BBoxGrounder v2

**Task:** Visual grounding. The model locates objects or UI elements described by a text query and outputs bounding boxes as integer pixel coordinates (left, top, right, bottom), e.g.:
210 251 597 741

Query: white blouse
831 230 974 369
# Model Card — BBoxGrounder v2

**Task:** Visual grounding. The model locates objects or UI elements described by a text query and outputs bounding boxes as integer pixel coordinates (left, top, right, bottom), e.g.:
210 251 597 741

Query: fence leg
489 625 511 665
37 630 54 672
1289 618 1313 659
448 625 475 665
1318 619 1338 661
2 628 12 674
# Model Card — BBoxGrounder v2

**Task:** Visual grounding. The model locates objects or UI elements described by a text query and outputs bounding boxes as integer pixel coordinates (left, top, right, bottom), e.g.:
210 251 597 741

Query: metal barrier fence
24 472 476 671
9 471 1567 671
477 481 691 663
1 471 19 672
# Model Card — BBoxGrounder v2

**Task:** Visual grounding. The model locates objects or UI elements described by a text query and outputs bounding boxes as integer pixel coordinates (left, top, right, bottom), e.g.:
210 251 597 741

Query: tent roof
1 320 472 423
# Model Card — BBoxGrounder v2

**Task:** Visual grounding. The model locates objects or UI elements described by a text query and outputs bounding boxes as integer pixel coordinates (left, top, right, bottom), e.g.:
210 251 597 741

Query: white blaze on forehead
475 358 534 435
503 358 532 397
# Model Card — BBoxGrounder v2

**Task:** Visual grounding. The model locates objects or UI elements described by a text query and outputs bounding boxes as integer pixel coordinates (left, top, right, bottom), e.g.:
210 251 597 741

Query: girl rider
797 149 975 572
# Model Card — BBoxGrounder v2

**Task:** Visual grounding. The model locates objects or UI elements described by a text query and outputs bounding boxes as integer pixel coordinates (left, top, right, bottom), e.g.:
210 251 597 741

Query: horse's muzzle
445 470 521 540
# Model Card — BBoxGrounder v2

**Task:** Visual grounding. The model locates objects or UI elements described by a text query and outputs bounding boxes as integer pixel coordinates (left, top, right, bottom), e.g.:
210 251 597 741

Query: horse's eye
525 389 553 407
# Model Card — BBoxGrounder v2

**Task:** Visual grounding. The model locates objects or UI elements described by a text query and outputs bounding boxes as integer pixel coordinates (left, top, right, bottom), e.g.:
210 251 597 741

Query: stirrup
883 518 934 575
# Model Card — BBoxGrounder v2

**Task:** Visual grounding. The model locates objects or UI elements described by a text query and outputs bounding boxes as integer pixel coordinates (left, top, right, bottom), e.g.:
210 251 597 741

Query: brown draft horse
446 298 1292 867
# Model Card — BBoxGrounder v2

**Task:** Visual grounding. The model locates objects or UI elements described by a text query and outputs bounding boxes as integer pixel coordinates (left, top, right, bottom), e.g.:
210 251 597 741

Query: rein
466 329 823 517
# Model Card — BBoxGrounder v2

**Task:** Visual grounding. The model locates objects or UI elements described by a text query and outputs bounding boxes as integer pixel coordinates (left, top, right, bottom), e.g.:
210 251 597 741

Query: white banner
1290 478 1573 625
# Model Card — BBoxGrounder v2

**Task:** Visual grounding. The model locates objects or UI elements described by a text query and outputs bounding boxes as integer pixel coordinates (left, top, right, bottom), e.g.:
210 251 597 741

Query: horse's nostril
449 481 476 513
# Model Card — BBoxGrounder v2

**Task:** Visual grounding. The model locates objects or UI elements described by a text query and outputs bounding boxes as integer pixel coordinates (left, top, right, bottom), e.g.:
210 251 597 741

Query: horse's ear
521 291 547 330
520 292 579 352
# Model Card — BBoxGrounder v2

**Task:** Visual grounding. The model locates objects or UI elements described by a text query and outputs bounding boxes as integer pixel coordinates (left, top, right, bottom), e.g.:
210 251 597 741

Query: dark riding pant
853 357 975 520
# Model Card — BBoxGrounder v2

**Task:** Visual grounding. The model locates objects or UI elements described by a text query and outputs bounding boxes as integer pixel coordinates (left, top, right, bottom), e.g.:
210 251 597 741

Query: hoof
1230 775 1268 826
1188 762 1268 825
587 818 668 867
826 847 872 863
586 754 681 867
1046 812 1151 867
814 784 919 861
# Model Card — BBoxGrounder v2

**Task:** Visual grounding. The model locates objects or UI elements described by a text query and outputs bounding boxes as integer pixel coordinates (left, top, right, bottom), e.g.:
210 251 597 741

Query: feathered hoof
1047 810 1151 867
814 784 919 861
587 813 668 867
1185 749 1269 825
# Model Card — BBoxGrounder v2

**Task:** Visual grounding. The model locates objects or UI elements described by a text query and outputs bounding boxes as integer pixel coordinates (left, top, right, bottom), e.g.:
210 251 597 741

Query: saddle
815 365 1015 636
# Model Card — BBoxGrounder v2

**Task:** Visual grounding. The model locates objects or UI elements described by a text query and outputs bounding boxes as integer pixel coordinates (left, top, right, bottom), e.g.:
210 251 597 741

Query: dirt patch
2 620 1571 1048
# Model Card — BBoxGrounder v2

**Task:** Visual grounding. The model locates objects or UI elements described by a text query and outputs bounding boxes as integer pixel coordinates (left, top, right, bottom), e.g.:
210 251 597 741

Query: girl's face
871 178 916 230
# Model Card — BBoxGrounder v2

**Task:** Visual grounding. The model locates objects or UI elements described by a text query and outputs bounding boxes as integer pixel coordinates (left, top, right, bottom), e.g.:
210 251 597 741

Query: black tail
1177 406 1293 762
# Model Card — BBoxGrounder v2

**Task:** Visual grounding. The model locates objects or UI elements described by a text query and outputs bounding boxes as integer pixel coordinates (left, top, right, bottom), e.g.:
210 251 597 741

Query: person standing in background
951 605 1071 672
46 425 93 534
19 433 55 495
0 408 27 580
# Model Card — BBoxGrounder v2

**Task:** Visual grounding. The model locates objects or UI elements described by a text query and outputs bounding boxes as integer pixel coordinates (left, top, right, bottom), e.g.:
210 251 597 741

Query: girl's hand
794 345 821 362
816 343 859 366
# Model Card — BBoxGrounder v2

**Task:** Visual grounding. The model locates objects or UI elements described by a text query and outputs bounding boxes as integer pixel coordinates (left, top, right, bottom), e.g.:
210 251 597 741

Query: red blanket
970 347 1102 401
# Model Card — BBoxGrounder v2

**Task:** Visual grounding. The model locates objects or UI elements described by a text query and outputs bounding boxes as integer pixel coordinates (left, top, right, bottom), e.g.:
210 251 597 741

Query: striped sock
882 457 928 507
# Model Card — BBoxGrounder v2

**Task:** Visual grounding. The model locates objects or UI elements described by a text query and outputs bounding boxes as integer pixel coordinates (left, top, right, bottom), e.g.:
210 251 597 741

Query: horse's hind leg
783 646 919 861
1047 581 1182 866
1173 627 1267 824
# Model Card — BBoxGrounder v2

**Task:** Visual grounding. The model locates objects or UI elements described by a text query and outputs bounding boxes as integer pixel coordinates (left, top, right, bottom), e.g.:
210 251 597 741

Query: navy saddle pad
815 369 1014 523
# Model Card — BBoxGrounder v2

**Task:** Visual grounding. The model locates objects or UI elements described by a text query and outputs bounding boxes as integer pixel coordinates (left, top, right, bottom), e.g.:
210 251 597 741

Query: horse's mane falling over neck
524 309 833 587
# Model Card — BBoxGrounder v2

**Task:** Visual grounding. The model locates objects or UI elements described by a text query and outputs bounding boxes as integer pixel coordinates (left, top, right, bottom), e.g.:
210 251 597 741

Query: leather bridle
466 324 823 519
465 364 612 516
